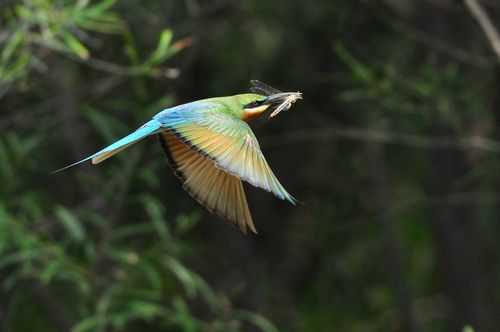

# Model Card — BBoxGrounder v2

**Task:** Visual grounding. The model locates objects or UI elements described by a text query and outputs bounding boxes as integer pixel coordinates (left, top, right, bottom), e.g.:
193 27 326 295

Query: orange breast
242 105 269 121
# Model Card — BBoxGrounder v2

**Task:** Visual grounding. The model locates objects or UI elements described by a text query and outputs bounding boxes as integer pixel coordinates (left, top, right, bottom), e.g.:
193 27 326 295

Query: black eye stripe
244 100 264 109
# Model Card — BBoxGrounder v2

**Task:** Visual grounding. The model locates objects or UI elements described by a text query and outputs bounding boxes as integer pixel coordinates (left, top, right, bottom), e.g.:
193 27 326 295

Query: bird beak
264 92 303 118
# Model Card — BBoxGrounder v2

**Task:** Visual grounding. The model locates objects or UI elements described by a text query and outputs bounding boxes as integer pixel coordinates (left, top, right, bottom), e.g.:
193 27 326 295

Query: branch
464 0 500 60
392 20 495 68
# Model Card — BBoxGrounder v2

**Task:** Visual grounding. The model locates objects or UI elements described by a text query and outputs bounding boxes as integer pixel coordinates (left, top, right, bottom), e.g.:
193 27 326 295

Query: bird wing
156 103 296 204
159 131 256 233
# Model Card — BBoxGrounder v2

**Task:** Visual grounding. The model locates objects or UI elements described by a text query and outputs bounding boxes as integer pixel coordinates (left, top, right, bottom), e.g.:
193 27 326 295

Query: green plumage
56 82 301 233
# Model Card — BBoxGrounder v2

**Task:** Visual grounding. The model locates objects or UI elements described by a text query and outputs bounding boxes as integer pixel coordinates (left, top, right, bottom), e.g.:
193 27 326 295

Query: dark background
1 0 500 331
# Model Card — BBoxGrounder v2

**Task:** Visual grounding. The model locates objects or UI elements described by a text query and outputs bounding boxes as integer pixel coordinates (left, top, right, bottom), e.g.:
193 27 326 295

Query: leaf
14 5 33 21
0 250 40 270
146 29 173 65
2 30 25 63
175 212 200 235
72 317 101 332
62 32 90 59
84 107 126 143
55 206 86 242
139 260 163 291
40 260 62 284
109 223 155 242
127 301 166 319
1 51 31 82
335 42 375 83
76 14 125 34
84 0 117 18
235 311 280 332
142 195 170 241
165 257 198 298
172 297 199 331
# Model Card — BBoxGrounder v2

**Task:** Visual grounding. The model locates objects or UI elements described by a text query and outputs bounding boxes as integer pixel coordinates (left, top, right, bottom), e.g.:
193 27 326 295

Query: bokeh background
2 0 500 331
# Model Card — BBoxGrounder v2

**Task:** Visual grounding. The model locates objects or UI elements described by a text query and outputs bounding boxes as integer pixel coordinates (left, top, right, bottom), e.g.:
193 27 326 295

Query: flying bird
56 81 302 233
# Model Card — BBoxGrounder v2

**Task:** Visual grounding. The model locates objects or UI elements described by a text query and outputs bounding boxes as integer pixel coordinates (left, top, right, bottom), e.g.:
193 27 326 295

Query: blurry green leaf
97 286 116 317
84 0 117 18
15 5 33 20
72 317 101 332
6 133 39 161
138 168 160 189
142 195 170 241
39 260 62 284
172 297 199 331
235 311 280 332
187 276 219 310
176 212 200 235
2 30 25 63
166 257 198 298
76 14 125 34
76 0 91 9
55 206 86 242
0 51 31 82
0 205 10 250
123 30 140 65
128 300 167 319
463 326 475 332
108 248 140 265
30 34 68 53
0 250 40 270
85 107 126 142
146 29 173 66
139 260 163 291
335 42 375 83
62 32 90 59
110 223 155 242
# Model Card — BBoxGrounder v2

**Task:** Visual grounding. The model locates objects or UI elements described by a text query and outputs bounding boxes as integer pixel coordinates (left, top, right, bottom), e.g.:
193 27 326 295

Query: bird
55 80 302 233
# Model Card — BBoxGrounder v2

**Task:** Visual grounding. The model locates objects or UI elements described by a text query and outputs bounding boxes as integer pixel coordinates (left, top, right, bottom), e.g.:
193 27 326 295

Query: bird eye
244 100 263 109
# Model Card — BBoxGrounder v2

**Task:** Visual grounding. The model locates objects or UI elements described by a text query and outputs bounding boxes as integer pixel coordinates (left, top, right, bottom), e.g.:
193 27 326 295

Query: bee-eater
56 81 302 233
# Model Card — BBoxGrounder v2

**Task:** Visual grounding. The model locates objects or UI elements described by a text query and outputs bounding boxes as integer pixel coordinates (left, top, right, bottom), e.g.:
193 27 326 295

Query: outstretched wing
159 131 256 233
155 102 296 204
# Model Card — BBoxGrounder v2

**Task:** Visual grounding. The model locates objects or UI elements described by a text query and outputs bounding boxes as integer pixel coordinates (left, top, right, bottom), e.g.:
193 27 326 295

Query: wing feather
159 131 256 233
156 106 295 204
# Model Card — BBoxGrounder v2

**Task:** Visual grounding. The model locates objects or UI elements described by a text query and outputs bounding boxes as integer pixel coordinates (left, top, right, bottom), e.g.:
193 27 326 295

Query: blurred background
1 0 500 331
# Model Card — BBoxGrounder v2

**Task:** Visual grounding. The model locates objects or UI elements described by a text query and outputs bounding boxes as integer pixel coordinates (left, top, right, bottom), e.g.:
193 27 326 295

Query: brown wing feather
158 131 257 234
167 122 296 204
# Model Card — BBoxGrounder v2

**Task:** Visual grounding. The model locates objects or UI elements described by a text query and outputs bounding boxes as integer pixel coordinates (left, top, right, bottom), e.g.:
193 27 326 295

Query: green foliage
0 175 278 331
0 0 188 83
0 1 277 331
2 0 499 331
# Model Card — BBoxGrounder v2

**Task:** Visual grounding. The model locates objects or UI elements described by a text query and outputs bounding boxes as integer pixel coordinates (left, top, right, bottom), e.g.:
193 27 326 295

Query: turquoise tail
53 119 162 173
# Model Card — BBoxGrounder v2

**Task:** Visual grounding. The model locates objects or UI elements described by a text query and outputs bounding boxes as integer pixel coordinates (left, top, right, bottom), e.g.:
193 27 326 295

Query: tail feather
53 120 161 173
91 141 134 164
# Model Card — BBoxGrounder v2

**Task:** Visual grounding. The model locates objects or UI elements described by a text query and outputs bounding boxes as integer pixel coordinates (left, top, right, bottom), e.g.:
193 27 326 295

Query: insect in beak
265 92 303 118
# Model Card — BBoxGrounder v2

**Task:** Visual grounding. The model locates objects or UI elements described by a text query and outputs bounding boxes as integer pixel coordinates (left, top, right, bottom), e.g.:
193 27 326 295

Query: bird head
242 80 302 120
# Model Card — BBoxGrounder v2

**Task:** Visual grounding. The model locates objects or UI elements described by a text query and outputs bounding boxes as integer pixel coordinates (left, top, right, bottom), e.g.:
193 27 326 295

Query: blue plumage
53 86 301 233
53 119 161 173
